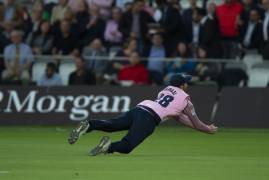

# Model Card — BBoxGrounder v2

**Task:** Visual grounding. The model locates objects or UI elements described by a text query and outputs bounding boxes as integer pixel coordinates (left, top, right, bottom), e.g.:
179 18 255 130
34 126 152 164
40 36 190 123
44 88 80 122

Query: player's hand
208 124 218 134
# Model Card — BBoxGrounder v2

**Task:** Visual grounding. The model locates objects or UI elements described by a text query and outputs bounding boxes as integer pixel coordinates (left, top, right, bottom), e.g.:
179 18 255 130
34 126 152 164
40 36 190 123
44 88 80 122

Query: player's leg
88 115 132 133
68 111 133 145
89 108 157 155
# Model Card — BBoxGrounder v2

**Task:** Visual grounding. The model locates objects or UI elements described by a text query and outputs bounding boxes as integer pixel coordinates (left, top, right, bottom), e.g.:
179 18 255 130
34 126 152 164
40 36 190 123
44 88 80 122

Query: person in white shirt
37 62 63 86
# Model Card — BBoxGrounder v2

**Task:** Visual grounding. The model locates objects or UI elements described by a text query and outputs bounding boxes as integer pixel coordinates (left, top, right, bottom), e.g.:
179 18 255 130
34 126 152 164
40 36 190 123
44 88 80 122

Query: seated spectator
37 62 63 86
145 33 166 85
115 0 133 9
50 0 69 24
52 20 79 55
239 9 263 52
32 0 50 21
166 42 196 77
20 6 32 36
69 56 96 85
87 0 114 19
118 52 149 85
26 21 54 55
82 5 106 46
200 1 221 58
75 0 89 36
68 0 86 13
82 38 107 83
2 30 34 83
51 7 79 37
0 21 12 53
106 38 137 76
0 0 23 28
28 1 43 35
195 47 220 81
115 38 137 58
104 7 123 47
119 0 154 53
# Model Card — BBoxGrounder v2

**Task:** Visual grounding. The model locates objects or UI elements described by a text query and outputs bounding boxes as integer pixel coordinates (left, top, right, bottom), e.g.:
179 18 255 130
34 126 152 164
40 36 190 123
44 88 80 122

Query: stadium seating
248 62 269 87
59 61 76 85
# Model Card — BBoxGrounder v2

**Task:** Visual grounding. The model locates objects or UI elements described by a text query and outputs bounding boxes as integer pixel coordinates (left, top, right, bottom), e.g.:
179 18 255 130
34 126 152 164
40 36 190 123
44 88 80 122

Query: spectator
0 21 12 53
87 0 114 19
0 0 23 27
82 38 107 83
52 20 79 55
122 2 133 12
82 5 106 46
183 0 203 28
68 0 86 13
51 7 79 37
157 0 185 56
26 20 54 55
216 0 243 59
75 0 89 37
116 38 137 58
239 0 263 26
144 33 166 85
28 1 43 35
50 0 69 24
166 42 196 78
2 30 34 83
32 0 50 21
185 8 204 55
106 38 138 76
118 52 149 85
119 0 154 53
195 47 220 81
20 6 32 36
200 2 221 58
239 8 263 52
104 7 123 47
69 56 96 85
0 22 13 80
37 62 63 86
115 0 133 9
262 0 269 60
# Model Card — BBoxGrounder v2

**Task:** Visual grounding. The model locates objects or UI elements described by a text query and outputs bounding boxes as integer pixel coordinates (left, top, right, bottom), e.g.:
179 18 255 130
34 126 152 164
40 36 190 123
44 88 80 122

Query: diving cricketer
68 73 218 156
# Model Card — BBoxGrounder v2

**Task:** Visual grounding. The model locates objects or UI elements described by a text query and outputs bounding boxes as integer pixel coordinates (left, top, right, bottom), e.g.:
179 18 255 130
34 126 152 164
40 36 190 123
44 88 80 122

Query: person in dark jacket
200 2 222 58
239 8 263 51
119 0 154 53
157 0 185 56
69 56 96 85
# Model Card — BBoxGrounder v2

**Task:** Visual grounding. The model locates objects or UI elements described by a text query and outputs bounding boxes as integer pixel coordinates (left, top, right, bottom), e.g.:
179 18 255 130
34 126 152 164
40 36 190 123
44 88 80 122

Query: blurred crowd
0 0 268 87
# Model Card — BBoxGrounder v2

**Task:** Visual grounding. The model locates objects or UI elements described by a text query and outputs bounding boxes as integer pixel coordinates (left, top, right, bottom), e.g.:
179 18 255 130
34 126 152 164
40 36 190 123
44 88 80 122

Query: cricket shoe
89 136 111 156
68 119 90 145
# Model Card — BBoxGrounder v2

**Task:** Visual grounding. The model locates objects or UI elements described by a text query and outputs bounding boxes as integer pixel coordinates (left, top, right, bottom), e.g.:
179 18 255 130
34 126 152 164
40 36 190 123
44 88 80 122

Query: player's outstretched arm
182 101 217 134
176 113 195 129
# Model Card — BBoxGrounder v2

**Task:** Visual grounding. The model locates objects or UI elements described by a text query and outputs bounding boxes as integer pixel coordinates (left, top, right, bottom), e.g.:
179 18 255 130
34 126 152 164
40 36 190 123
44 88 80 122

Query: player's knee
121 145 133 154
121 140 134 154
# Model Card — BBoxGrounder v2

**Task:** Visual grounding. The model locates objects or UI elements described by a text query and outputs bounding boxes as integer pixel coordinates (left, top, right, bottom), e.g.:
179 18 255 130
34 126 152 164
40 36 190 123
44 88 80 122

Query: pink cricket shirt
138 86 189 122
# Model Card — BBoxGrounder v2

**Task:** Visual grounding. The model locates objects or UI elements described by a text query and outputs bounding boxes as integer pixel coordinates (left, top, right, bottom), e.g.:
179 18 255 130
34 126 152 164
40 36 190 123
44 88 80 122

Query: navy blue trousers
88 107 158 154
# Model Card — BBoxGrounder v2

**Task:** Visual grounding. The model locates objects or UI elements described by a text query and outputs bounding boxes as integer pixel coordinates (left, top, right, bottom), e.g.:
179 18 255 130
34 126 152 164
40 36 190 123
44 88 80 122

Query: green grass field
1 126 269 180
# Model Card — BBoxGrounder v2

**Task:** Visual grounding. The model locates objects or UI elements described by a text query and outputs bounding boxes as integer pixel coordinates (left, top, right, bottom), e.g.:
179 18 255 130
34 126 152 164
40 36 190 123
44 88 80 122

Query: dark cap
169 73 192 87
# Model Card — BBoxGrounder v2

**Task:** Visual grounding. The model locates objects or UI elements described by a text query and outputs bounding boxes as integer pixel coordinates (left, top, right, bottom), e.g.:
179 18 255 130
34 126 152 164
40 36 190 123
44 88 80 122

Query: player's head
169 73 192 91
